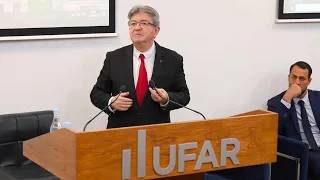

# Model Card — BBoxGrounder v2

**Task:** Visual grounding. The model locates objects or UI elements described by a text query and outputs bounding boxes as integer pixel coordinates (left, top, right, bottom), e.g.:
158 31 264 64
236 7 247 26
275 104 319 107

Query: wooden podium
23 110 278 180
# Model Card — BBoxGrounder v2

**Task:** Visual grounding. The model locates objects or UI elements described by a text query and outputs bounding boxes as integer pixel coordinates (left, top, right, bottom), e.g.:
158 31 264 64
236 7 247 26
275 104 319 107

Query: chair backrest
0 111 53 167
271 135 309 180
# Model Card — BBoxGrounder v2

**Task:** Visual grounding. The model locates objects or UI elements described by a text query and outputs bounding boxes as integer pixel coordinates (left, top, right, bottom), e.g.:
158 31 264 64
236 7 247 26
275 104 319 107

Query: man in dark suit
267 61 320 179
90 5 190 129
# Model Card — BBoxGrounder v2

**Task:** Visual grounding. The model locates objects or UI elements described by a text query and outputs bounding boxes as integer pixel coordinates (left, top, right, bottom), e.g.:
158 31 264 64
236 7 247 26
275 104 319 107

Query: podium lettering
153 145 176 175
137 130 146 178
122 149 131 179
121 130 241 179
220 138 240 166
194 140 219 170
178 142 198 172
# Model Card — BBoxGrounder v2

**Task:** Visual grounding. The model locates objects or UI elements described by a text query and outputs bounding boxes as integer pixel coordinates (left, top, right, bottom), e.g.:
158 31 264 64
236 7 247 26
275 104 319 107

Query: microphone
149 80 206 120
83 85 126 132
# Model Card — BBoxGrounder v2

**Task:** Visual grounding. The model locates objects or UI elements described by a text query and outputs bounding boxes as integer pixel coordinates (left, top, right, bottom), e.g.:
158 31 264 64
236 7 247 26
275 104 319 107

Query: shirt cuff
160 96 169 107
108 97 116 113
281 99 291 109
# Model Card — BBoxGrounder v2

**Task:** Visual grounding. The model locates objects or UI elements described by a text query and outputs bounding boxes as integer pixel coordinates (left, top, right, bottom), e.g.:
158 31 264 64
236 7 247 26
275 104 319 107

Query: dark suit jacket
90 42 190 129
267 89 320 140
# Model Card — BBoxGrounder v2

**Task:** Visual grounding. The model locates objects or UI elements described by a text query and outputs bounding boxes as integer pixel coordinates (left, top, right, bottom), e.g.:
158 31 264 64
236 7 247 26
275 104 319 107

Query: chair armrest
271 135 309 180
278 135 309 159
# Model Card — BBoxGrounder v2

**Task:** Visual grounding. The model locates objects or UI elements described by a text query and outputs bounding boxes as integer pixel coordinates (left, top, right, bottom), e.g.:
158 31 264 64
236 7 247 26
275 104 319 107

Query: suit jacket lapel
151 42 164 81
124 45 138 108
139 42 164 106
308 90 320 127
290 101 301 138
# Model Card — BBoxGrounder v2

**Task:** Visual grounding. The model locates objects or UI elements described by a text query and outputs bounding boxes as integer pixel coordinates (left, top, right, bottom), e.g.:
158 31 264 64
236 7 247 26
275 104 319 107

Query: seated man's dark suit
267 89 320 179
90 42 190 129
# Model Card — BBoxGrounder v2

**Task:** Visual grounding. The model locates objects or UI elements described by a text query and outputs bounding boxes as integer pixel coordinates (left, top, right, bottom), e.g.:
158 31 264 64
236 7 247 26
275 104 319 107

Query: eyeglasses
128 21 156 29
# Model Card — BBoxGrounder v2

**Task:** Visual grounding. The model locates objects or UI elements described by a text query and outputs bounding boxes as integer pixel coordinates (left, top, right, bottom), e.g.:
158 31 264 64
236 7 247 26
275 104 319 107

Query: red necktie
136 54 148 106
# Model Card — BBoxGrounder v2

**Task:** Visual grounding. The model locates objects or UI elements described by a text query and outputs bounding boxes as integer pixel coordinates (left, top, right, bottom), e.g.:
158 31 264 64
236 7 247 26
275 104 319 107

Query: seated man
267 61 320 179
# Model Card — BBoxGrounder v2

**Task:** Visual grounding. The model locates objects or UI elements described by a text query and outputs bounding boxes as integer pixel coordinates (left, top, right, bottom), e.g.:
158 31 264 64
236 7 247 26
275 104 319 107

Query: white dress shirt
281 91 320 147
133 42 156 87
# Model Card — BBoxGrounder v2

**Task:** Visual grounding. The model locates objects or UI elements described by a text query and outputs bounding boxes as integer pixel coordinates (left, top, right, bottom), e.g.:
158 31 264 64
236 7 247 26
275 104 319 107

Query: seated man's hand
149 87 168 105
110 92 133 111
283 84 302 103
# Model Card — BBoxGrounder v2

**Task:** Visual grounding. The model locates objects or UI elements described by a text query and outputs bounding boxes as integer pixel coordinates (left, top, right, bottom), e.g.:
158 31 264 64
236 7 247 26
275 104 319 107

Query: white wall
0 0 319 131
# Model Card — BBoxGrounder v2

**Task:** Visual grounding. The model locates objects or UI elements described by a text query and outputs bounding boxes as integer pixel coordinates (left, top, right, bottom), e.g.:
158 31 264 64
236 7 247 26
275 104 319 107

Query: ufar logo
121 130 240 179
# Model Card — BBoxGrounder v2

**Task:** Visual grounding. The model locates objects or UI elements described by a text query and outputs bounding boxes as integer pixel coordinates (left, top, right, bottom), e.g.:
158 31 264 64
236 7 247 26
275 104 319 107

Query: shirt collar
293 90 309 104
133 42 156 60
